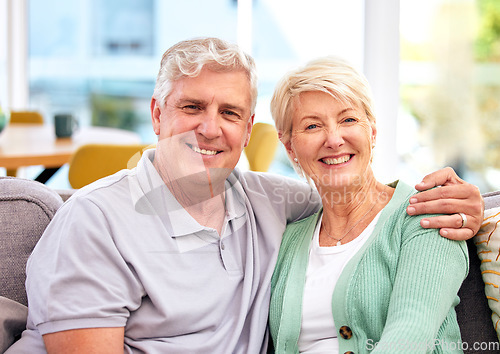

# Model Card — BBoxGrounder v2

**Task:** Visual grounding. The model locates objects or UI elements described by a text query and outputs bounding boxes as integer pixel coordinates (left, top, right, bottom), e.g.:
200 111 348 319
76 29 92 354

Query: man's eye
183 105 200 111
222 110 240 119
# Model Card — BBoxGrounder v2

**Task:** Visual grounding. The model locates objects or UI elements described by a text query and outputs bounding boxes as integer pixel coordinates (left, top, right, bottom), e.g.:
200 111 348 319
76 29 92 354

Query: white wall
364 0 400 184
5 0 29 110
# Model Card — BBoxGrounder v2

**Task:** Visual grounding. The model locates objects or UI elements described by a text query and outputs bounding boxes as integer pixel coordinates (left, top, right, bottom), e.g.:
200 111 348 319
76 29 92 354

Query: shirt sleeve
372 219 468 353
25 196 144 335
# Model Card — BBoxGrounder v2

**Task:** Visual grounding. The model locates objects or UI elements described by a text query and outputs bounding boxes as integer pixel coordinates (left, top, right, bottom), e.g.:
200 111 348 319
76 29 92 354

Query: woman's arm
373 225 468 353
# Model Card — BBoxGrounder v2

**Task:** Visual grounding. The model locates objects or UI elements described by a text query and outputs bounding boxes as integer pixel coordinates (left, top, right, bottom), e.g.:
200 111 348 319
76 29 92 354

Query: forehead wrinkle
176 92 245 108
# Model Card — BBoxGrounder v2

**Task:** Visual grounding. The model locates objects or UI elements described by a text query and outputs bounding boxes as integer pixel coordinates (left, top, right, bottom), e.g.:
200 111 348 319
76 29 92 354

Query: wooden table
0 123 142 183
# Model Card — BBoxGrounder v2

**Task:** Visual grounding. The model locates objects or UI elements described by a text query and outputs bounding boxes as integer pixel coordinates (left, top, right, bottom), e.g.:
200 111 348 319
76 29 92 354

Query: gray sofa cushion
0 296 28 353
455 191 500 353
0 177 63 306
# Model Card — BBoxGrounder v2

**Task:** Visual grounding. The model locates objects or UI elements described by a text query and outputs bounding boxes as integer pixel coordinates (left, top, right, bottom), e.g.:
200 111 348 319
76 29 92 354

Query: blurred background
1 0 499 192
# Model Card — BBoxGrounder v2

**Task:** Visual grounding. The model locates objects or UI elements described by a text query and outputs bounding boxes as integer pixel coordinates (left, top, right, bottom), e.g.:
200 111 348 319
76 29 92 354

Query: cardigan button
339 325 353 339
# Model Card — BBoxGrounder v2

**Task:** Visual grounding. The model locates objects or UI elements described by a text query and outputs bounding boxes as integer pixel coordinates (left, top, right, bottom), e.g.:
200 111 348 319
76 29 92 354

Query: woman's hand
406 167 484 240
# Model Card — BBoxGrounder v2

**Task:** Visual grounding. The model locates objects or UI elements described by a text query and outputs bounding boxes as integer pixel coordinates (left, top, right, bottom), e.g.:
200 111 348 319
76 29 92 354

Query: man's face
151 67 254 188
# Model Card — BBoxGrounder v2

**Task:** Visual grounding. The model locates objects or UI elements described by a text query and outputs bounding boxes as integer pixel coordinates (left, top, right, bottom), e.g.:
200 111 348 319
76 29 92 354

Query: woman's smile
320 154 352 166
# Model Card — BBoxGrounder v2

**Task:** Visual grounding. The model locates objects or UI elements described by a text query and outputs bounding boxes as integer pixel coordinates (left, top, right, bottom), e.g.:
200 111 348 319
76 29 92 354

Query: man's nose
197 109 221 139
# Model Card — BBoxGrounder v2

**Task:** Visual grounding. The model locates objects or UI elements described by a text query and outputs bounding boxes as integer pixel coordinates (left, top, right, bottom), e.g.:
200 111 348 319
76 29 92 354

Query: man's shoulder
232 168 310 193
64 169 137 210
229 169 321 222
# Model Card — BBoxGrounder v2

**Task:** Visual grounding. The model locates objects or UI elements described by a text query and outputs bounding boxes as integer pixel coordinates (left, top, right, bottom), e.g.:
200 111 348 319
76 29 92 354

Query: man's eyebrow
220 103 245 112
176 98 206 106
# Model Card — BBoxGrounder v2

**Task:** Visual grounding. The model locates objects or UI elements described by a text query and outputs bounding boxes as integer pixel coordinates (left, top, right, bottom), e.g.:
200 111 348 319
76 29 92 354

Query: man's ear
371 122 377 148
151 97 161 136
243 114 255 148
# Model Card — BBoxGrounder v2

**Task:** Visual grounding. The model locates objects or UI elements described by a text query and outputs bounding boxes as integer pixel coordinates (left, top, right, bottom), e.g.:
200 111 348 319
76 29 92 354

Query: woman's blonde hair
153 37 258 114
270 56 376 145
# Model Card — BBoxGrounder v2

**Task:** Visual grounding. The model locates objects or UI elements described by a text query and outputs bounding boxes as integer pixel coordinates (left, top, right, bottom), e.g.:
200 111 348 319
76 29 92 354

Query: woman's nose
324 126 344 148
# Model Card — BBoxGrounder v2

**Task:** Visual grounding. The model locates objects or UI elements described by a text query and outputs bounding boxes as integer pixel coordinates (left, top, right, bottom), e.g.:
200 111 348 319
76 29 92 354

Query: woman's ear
280 130 298 163
284 140 297 162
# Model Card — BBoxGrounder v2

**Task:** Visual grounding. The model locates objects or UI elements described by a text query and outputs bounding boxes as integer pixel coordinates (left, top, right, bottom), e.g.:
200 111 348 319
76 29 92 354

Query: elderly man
8 38 482 353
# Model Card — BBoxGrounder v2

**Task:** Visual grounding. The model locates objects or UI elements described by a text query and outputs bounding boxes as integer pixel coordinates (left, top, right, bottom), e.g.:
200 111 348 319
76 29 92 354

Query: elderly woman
269 57 468 353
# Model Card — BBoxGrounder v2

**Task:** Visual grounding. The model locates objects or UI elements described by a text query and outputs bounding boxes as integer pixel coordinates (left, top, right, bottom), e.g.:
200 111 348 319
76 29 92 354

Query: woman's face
286 91 376 191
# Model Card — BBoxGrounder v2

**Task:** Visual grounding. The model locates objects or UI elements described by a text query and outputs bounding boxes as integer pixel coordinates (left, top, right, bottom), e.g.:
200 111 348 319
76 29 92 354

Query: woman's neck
318 178 394 247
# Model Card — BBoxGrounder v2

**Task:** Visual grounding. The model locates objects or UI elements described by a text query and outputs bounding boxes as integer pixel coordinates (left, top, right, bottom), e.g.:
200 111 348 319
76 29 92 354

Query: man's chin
206 166 232 181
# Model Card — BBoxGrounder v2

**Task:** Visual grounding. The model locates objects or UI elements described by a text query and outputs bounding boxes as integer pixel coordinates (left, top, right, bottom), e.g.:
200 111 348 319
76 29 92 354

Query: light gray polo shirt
9 149 320 354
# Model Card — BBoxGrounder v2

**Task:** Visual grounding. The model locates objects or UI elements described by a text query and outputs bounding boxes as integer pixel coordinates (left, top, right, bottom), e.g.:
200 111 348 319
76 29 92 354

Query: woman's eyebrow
338 107 356 115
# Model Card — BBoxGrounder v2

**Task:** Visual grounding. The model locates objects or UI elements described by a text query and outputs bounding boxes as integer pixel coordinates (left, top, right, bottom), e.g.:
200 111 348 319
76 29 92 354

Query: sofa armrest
0 177 63 306
54 189 76 202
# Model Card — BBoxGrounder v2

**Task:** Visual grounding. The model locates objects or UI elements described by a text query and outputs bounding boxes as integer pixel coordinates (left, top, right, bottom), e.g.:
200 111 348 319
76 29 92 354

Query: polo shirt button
339 325 352 339
221 242 225 250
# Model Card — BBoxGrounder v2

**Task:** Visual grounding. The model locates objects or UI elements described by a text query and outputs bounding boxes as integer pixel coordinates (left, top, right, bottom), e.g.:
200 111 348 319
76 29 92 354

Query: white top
10 149 321 354
298 211 381 353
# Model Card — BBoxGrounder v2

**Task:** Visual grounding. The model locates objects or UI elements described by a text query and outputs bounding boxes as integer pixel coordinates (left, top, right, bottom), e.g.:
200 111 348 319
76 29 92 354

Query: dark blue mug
54 114 78 138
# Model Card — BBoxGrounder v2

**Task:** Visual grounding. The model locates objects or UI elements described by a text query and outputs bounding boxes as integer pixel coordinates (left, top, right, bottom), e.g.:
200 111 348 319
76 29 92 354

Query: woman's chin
313 172 360 189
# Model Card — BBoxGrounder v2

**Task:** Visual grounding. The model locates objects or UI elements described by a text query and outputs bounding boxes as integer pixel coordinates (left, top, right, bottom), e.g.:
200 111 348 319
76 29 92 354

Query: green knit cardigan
270 181 468 353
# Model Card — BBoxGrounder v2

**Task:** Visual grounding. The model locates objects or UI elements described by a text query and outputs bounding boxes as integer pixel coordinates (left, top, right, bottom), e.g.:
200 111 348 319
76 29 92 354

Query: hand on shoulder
406 167 484 241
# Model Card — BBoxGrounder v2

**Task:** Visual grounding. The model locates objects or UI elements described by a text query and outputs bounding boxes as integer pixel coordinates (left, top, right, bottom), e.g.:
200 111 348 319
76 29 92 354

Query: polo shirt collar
132 149 246 237
225 172 247 221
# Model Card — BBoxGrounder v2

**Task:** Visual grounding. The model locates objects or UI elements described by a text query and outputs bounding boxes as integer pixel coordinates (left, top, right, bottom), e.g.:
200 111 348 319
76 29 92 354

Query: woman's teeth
322 155 351 165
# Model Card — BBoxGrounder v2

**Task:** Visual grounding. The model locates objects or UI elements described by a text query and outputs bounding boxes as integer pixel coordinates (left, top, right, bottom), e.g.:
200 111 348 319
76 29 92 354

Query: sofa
0 177 72 351
0 176 499 353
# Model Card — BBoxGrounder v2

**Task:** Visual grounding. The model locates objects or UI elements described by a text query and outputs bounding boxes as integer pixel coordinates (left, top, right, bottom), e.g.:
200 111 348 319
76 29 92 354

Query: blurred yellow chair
68 143 152 188
9 111 44 124
7 111 45 176
244 122 279 172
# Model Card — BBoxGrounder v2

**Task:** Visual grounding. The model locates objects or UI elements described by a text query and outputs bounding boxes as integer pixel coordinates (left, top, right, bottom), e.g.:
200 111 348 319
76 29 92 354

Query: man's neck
184 192 226 235
154 158 228 234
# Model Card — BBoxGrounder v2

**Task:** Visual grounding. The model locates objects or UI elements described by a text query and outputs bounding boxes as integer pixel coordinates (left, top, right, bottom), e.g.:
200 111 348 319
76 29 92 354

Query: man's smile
187 143 221 156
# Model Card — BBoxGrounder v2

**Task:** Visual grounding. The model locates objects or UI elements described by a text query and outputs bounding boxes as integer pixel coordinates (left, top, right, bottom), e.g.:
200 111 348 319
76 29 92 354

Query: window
400 0 500 192
25 0 368 177
5 0 399 186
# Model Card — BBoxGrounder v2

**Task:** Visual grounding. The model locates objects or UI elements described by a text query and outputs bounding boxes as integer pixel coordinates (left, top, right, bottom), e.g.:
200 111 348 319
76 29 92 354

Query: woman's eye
343 118 357 123
306 124 317 130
